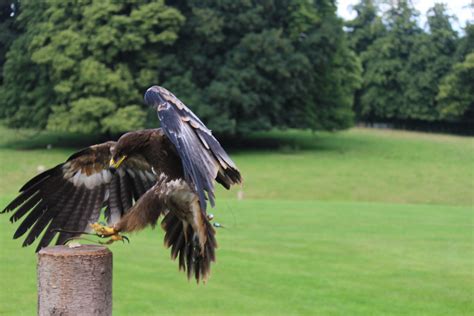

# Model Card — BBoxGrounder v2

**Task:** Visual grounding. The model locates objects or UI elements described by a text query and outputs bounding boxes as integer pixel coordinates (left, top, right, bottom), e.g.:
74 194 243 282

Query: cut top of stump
38 244 111 257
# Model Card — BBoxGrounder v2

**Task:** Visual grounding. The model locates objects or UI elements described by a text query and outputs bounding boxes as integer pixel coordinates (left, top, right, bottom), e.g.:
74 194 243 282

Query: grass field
0 126 473 315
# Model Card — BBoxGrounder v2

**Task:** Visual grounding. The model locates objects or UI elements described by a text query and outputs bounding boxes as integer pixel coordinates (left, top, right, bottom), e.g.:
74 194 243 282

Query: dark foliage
0 0 359 135
348 0 471 127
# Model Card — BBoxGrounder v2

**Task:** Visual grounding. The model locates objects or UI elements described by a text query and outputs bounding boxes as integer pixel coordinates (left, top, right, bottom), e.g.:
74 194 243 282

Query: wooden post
37 245 112 316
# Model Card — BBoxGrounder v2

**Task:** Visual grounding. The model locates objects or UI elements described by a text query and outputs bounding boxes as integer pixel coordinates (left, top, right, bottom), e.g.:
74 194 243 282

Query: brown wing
162 211 216 283
117 174 217 282
1 142 156 252
144 85 242 212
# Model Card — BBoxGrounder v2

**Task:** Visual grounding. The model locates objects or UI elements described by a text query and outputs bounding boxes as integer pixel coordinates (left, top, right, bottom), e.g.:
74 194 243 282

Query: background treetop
0 0 358 136
0 0 472 136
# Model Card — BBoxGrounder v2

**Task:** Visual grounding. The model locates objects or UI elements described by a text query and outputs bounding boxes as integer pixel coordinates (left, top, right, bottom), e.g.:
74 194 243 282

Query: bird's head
144 85 169 109
109 130 152 172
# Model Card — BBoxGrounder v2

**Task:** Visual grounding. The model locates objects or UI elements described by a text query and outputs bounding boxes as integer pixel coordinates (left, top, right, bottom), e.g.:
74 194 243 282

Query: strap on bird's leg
52 228 97 236
63 236 105 246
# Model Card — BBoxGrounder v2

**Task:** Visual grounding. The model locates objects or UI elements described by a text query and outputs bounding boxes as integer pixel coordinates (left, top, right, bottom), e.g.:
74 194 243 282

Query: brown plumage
2 86 242 282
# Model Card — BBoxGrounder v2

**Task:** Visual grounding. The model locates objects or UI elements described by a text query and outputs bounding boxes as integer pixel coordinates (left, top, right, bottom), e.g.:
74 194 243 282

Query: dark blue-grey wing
157 100 241 212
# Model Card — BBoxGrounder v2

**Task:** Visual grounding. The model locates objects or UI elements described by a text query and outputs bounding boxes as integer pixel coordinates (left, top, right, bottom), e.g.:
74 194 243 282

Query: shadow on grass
221 129 373 154
220 131 322 152
0 127 111 150
0 125 367 154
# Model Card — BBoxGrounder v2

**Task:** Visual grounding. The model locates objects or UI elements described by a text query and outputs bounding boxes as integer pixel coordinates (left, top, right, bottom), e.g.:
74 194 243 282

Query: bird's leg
90 222 116 236
90 223 129 244
99 234 129 245
205 213 223 228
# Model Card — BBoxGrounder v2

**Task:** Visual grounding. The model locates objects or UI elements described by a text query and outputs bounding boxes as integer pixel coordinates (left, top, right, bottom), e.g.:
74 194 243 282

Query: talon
90 222 128 245
90 223 116 237
99 234 129 245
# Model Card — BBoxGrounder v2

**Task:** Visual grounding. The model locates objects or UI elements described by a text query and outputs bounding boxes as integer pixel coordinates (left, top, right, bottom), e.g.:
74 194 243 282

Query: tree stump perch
37 245 112 316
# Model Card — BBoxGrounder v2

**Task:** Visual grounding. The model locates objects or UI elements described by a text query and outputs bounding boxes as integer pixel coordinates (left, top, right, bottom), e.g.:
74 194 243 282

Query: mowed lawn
0 126 472 315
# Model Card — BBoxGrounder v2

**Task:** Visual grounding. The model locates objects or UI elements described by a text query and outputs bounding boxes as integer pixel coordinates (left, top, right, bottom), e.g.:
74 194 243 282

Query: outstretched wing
1 142 156 252
145 86 242 212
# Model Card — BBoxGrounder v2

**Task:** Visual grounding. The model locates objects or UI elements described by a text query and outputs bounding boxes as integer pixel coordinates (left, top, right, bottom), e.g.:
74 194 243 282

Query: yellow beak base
109 156 127 169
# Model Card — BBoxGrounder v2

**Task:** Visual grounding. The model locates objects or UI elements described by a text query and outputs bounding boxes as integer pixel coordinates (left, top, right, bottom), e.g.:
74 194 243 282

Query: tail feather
162 212 217 283
171 231 185 264
164 214 183 248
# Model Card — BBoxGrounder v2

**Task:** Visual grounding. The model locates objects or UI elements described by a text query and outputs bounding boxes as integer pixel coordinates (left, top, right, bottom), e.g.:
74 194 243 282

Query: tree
0 1 52 128
298 3 362 130
1 0 360 135
403 3 458 120
345 0 385 54
360 0 422 121
0 0 19 84
163 0 360 134
436 24 474 123
350 1 465 126
345 0 385 118
1 0 184 133
455 23 474 62
436 23 474 122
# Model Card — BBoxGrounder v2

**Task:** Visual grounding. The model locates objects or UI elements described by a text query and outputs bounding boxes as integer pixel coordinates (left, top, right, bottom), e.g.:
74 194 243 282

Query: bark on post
37 245 112 316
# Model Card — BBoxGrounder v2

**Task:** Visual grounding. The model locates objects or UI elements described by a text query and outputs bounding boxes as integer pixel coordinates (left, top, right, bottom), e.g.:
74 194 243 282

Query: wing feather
145 86 241 212
3 139 157 252
118 170 134 213
24 181 77 248
9 191 42 222
104 174 123 226
13 201 46 239
56 185 88 245
37 187 80 250
127 169 147 199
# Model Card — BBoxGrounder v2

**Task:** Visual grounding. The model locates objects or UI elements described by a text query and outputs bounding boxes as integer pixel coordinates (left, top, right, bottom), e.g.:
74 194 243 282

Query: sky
337 0 473 31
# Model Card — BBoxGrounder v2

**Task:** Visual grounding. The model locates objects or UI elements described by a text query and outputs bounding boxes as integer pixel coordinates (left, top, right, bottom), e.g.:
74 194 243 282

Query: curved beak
109 156 127 171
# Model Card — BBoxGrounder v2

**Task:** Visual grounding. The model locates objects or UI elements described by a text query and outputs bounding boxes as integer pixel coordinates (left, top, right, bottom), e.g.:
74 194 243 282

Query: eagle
1 86 242 282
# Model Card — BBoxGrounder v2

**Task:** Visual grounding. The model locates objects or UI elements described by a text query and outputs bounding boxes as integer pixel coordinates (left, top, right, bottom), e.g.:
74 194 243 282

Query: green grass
1 200 472 315
223 128 474 205
1 126 472 205
0 126 473 315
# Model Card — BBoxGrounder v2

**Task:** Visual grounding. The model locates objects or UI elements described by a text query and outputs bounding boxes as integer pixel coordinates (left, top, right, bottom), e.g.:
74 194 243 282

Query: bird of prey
1 86 242 282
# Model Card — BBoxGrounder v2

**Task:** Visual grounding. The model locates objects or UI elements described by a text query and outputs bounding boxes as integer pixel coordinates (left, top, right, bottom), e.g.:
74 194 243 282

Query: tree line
0 0 472 136
346 0 473 131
